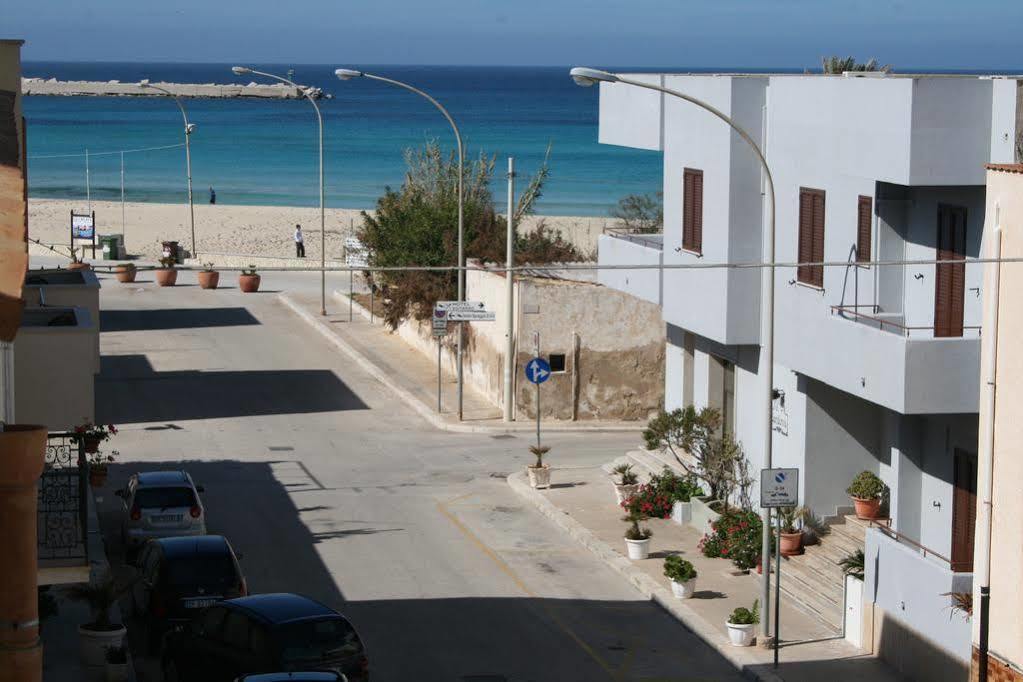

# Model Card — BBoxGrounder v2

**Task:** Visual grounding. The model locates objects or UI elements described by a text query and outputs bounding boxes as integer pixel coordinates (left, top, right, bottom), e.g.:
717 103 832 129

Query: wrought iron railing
37 432 88 564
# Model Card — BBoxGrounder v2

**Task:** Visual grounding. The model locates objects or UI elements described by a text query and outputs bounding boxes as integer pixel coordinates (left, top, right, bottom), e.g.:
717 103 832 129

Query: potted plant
155 255 178 287
663 554 698 599
238 265 261 293
778 506 804 556
622 509 652 560
67 246 90 271
105 644 130 682
67 573 136 666
798 506 829 546
197 262 220 289
648 467 704 525
113 262 136 283
839 549 865 581
71 421 117 454
87 451 116 488
527 444 551 489
846 471 885 520
726 600 759 647
611 463 640 504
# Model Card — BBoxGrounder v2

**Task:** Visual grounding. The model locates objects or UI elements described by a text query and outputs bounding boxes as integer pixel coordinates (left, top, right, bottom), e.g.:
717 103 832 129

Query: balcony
22 267 101 373
596 230 663 306
37 432 90 585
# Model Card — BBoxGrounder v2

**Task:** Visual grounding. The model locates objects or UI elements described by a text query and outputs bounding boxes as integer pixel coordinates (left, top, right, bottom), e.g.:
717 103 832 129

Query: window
857 195 873 264
134 486 196 510
548 354 566 373
682 168 704 253
797 188 826 287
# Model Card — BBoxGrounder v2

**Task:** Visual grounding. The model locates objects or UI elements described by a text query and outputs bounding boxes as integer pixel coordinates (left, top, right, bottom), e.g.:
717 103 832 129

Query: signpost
344 234 367 323
70 210 97 259
760 467 799 668
436 300 496 322
524 333 550 449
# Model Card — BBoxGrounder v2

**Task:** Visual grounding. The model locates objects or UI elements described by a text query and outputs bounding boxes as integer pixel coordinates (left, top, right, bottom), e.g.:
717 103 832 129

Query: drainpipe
976 212 1001 682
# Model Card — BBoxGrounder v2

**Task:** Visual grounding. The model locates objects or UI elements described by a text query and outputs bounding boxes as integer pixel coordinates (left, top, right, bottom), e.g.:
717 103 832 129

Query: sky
6 0 1023 70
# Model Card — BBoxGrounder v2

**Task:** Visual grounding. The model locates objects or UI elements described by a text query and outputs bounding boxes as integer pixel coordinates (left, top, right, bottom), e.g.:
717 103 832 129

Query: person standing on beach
294 224 305 258
209 186 216 204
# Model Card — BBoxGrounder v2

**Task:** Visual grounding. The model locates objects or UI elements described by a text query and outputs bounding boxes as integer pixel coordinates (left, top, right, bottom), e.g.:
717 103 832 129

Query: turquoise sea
23 62 668 216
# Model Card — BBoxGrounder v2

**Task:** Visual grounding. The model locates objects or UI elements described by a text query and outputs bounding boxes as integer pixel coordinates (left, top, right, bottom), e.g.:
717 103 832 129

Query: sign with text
760 468 799 508
436 300 495 321
432 317 448 337
344 237 369 267
71 213 95 240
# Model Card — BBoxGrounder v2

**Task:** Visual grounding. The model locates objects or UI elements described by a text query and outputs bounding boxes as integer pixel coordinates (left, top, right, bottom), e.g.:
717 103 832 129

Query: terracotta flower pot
67 262 91 272
155 268 178 287
83 436 101 454
89 467 108 488
238 273 261 293
198 271 220 290
780 531 803 556
852 496 882 520
114 266 136 283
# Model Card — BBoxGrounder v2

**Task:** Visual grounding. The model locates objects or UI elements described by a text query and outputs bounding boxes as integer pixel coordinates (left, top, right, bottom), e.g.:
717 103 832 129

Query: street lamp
570 66 778 645
139 79 197 257
232 65 327 316
336 68 467 420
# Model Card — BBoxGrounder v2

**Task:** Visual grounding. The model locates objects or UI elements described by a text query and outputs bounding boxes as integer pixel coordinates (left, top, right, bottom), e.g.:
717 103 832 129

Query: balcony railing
866 520 974 571
37 432 87 564
602 226 664 249
831 304 981 338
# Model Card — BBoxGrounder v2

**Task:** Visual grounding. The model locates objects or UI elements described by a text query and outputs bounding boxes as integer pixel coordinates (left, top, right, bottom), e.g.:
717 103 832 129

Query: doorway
934 205 967 338
950 449 977 572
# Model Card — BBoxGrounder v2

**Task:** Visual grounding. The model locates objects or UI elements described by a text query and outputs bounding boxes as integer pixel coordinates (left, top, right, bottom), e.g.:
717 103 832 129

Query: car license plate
184 598 218 609
151 514 182 523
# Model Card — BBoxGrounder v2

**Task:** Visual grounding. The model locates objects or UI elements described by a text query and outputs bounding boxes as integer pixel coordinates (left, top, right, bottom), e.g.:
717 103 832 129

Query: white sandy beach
28 198 612 261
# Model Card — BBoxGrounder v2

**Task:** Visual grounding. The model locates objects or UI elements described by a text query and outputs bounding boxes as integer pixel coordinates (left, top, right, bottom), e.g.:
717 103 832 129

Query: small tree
821 56 891 74
609 192 663 234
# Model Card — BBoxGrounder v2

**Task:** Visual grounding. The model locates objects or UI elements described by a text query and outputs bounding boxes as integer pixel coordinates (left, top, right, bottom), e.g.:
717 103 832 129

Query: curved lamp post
232 66 327 316
139 79 197 256
336 68 467 420
570 66 778 645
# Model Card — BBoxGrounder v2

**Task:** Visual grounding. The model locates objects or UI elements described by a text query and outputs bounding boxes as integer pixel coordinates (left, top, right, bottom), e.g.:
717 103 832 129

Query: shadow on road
101 307 261 332
97 354 368 423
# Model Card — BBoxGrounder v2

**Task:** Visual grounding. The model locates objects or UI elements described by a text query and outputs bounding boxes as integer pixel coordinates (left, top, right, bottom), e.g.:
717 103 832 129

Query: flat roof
620 71 1023 80
987 164 1023 174
0 39 25 46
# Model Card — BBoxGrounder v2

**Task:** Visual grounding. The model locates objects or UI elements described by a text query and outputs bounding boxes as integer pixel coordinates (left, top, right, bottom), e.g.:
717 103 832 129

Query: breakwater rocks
22 78 325 100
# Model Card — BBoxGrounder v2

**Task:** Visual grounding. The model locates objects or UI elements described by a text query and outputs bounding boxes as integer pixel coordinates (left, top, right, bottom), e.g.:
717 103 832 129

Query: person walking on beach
294 224 305 258
209 186 216 204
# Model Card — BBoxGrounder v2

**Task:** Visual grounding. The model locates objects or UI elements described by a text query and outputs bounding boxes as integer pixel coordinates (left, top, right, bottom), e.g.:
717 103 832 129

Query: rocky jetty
22 78 325 100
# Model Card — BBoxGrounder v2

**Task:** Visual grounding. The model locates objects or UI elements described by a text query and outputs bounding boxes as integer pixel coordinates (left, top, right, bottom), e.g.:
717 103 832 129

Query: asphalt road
89 267 743 682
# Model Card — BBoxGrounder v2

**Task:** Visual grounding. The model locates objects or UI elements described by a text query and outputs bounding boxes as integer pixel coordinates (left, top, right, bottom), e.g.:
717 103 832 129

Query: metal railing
868 520 958 569
37 432 88 564
831 304 981 338
602 226 664 249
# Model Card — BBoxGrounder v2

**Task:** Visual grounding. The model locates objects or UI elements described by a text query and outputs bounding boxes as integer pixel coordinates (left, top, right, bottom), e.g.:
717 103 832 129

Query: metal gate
37 432 87 564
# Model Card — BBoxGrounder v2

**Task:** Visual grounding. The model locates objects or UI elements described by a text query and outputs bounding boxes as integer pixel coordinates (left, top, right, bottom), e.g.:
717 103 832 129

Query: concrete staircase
775 514 873 631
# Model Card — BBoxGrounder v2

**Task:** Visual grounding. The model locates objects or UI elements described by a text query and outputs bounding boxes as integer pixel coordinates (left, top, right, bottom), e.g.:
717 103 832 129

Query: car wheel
162 658 180 682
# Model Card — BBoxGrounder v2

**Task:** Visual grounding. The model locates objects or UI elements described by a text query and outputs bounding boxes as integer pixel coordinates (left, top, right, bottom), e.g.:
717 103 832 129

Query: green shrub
729 600 760 625
663 555 697 583
621 483 673 519
839 549 865 581
699 508 767 571
846 471 885 500
649 467 704 503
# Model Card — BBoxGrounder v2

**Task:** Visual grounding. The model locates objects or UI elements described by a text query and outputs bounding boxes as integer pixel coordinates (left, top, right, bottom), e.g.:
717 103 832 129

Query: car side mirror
195 485 205 493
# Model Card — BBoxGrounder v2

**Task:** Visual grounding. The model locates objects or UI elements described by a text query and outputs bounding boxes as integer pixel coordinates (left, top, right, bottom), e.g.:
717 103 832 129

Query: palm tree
821 56 892 74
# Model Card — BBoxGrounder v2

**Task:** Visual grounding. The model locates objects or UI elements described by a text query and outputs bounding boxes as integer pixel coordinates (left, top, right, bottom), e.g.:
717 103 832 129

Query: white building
595 71 1021 681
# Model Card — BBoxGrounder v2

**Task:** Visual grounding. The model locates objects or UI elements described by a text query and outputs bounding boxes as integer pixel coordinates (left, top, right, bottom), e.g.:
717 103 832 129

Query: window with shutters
857 195 872 264
682 168 703 254
797 187 826 287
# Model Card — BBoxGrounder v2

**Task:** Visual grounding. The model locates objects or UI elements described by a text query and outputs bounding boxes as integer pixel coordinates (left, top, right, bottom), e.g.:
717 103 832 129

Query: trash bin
100 235 119 261
161 240 180 264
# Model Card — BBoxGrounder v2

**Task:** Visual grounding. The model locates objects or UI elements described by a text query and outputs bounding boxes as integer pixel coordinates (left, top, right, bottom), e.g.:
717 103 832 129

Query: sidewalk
277 289 644 435
508 465 905 682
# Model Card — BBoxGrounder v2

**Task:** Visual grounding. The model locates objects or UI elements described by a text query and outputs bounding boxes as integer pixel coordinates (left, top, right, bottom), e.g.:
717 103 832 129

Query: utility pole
503 157 516 422
85 148 91 214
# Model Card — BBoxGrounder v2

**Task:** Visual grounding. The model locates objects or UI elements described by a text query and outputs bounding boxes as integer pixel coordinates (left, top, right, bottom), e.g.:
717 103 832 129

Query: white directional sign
436 300 495 321
432 318 448 337
760 468 799 508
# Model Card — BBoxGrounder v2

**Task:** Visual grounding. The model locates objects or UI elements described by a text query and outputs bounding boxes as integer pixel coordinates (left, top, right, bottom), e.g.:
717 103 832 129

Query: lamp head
231 66 252 75
569 67 618 87
139 79 151 87
335 68 363 81
185 123 197 135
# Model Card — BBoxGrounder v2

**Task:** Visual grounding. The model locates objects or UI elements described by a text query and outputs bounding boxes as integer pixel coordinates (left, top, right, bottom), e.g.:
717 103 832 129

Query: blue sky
7 0 1023 69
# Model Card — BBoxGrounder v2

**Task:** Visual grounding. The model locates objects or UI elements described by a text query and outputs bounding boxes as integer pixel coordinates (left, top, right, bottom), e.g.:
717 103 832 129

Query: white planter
78 624 127 667
671 500 692 525
844 575 864 648
671 578 696 599
688 496 722 533
105 662 131 682
527 465 551 489
614 483 640 505
624 537 651 560
726 622 756 647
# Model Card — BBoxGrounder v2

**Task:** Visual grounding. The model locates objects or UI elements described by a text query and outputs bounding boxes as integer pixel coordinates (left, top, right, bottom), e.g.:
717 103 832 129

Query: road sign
344 237 363 250
525 357 551 384
432 318 448 337
760 468 799 508
437 301 495 321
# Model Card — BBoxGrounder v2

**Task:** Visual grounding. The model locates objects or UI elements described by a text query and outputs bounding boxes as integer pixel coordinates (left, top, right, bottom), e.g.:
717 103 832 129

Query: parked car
116 471 206 552
236 674 347 682
162 594 368 682
130 535 246 651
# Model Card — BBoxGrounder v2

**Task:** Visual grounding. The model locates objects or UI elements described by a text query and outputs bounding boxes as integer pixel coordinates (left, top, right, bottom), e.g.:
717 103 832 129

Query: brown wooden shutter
811 191 825 287
935 205 966 337
951 450 977 572
692 170 703 252
682 172 693 249
682 169 703 253
797 188 826 285
857 195 872 264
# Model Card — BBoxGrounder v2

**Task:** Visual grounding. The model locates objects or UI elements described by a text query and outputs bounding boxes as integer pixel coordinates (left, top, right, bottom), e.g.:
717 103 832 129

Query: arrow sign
525 357 551 384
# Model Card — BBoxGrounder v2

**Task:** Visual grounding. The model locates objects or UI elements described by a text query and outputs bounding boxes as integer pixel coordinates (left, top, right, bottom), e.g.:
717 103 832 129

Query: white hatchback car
117 471 207 550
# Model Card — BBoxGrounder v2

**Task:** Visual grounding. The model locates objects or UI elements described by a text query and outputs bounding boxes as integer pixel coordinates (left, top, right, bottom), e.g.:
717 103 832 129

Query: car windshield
165 555 236 587
277 618 361 663
134 487 196 509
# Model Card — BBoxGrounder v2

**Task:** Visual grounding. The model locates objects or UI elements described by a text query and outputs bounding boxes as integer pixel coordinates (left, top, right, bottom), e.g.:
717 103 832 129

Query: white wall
910 78 993 185
596 234 662 305
598 74 663 151
989 78 1020 163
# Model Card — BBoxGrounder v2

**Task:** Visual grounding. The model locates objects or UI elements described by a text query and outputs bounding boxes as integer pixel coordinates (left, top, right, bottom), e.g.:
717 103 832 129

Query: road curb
507 470 786 682
279 292 643 436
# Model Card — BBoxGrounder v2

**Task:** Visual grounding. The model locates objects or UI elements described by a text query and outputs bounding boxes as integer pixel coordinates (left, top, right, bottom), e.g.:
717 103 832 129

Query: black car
236 674 347 682
130 535 246 651
162 593 368 682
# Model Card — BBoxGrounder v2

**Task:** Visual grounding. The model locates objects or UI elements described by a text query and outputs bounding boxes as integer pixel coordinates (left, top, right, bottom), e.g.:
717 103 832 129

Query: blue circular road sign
525 357 551 384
